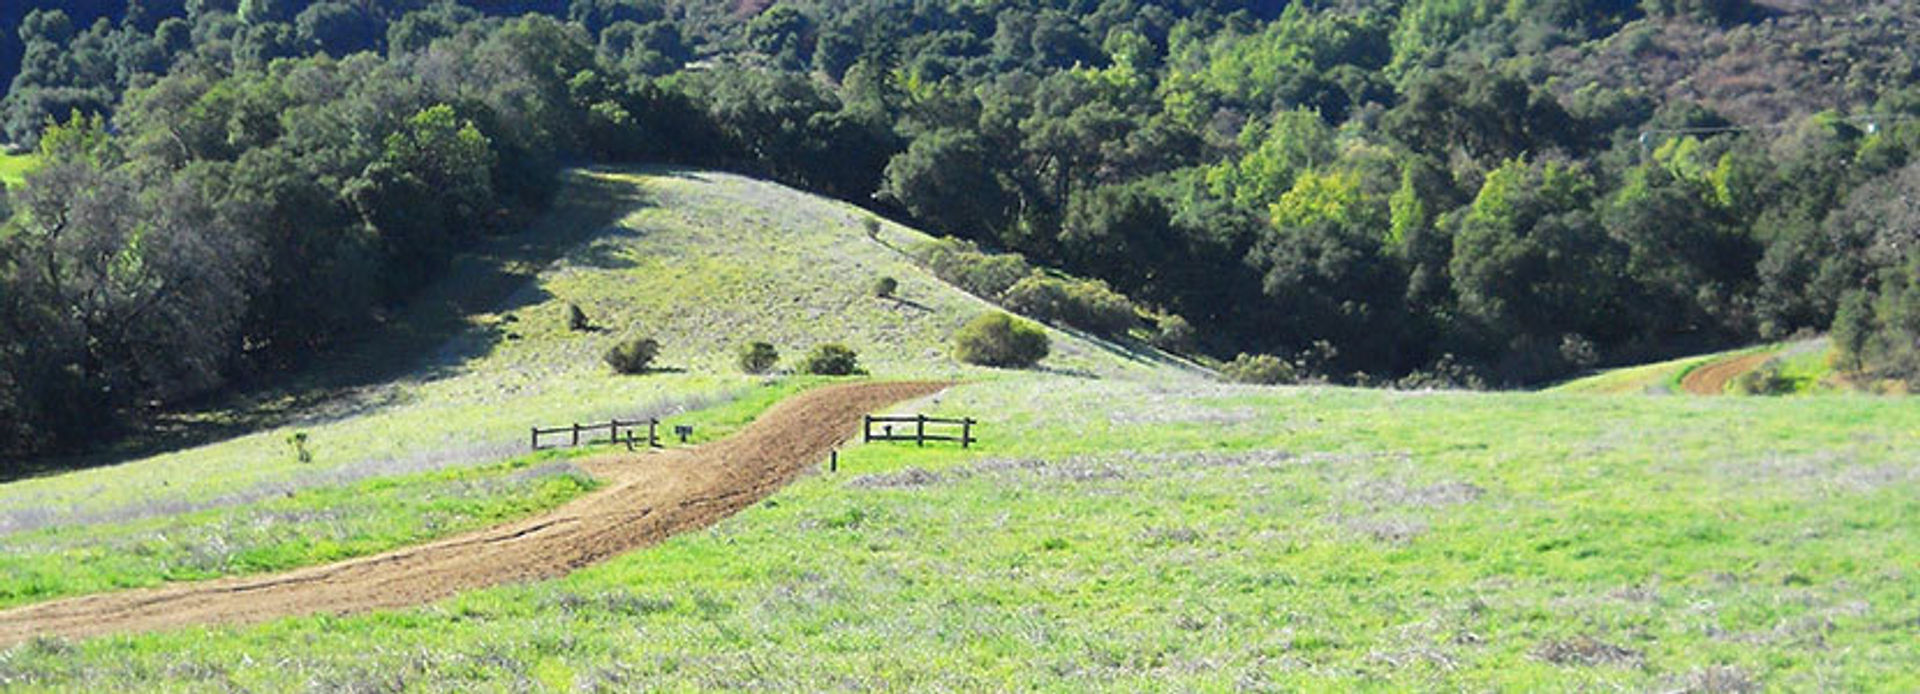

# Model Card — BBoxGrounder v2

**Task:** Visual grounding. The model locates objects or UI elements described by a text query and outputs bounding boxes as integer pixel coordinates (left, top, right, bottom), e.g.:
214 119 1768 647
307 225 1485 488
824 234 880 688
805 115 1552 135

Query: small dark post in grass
571 423 580 447
962 418 974 449
916 414 926 446
650 418 660 447
862 415 872 442
884 424 893 439
675 424 693 443
530 427 539 450
830 449 838 473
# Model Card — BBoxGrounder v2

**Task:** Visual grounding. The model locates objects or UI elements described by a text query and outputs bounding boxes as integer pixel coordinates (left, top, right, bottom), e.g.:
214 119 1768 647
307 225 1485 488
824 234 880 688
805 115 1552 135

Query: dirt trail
1679 352 1774 395
0 381 946 647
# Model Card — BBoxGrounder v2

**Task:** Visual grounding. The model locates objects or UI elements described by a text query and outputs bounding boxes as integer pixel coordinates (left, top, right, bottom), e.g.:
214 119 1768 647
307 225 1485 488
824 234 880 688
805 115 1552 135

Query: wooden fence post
915 414 926 446
649 418 659 448
530 427 539 451
862 415 872 442
571 423 580 447
830 449 838 473
962 418 974 449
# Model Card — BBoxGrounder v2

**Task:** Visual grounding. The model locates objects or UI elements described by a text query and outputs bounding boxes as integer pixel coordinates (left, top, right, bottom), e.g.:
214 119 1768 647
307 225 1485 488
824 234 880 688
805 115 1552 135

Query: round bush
738 341 779 374
1152 314 1195 352
872 276 898 298
605 336 660 374
1221 352 1295 385
801 343 860 375
953 312 1050 368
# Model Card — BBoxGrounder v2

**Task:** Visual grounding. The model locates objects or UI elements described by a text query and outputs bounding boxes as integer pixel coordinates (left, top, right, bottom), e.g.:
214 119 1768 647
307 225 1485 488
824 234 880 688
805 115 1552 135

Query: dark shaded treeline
3 0 1919 462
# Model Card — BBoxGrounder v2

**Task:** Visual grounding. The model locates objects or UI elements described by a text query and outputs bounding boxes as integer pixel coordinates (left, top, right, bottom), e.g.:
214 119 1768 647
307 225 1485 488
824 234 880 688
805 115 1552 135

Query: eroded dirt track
0 381 946 646
1679 352 1774 395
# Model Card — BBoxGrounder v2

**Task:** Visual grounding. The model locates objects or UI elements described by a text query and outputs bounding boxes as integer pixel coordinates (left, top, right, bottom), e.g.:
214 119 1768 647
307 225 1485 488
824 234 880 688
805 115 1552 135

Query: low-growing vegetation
604 336 661 374
952 312 1050 368
999 273 1139 336
912 238 1144 337
800 344 861 376
737 341 779 375
1220 353 1296 385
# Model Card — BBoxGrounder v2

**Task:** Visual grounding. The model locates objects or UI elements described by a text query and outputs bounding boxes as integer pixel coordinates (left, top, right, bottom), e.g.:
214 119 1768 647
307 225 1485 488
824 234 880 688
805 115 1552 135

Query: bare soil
0 381 946 646
1679 352 1775 395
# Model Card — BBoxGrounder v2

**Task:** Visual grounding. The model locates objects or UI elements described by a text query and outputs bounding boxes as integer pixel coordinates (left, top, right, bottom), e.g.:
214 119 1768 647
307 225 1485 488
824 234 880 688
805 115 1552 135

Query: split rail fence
530 418 659 451
862 414 976 448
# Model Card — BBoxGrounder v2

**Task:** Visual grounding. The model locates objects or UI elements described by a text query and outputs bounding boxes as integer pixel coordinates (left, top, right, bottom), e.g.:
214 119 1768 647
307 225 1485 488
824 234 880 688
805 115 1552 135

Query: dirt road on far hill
0 381 946 646
1679 352 1775 395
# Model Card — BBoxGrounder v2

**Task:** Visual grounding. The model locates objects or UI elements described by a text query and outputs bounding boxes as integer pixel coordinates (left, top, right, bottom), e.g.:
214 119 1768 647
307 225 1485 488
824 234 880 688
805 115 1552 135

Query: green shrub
605 336 660 374
1221 353 1295 385
567 303 591 332
801 343 861 375
914 238 1033 298
1395 353 1486 390
1152 314 1195 352
285 432 312 464
872 276 898 298
953 312 1050 368
1732 361 1795 395
738 341 779 374
1001 273 1139 335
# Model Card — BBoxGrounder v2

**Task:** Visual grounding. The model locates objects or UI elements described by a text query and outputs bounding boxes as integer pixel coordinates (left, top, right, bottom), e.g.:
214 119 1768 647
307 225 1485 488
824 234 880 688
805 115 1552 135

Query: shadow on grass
5 170 657 484
883 295 935 313
1051 323 1213 377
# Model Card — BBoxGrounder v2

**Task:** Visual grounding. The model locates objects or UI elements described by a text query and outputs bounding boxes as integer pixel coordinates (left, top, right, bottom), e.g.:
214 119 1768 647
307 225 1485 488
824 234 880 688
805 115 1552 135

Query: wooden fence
531 418 659 451
862 414 976 448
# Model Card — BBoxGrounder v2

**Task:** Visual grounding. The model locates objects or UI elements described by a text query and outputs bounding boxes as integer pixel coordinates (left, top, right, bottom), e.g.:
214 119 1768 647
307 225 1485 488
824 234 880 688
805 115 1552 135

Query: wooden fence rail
862 414 975 448
531 418 659 451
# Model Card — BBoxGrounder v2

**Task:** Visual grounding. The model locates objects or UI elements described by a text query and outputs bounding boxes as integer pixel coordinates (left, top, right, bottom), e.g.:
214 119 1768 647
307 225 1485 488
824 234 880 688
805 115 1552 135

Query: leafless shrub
1667 665 1762 693
546 590 675 618
575 663 640 693
1138 526 1204 547
846 468 945 489
1531 636 1643 667
1349 479 1485 511
1342 516 1429 545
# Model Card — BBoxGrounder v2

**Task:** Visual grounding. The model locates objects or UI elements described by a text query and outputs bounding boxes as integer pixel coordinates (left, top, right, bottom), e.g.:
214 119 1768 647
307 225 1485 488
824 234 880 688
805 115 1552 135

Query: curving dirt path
0 381 946 647
1679 352 1774 395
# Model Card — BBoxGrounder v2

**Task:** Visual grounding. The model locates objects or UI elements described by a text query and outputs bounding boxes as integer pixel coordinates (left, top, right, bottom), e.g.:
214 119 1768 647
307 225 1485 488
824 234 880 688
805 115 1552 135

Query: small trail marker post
674 424 693 443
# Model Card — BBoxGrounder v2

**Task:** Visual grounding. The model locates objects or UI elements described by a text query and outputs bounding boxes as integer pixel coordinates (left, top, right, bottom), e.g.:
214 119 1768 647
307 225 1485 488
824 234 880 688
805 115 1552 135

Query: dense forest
2 0 1918 459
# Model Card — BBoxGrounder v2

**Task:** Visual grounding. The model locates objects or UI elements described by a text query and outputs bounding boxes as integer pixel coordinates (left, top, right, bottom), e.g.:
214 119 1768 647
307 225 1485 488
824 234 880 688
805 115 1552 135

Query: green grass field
3 378 1914 690
3 170 1915 690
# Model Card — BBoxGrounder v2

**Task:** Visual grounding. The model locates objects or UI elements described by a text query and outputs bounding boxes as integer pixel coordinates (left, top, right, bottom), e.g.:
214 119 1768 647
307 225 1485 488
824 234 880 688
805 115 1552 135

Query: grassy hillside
3 378 1914 689
0 151 32 188
0 168 1196 607
1550 339 1840 396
